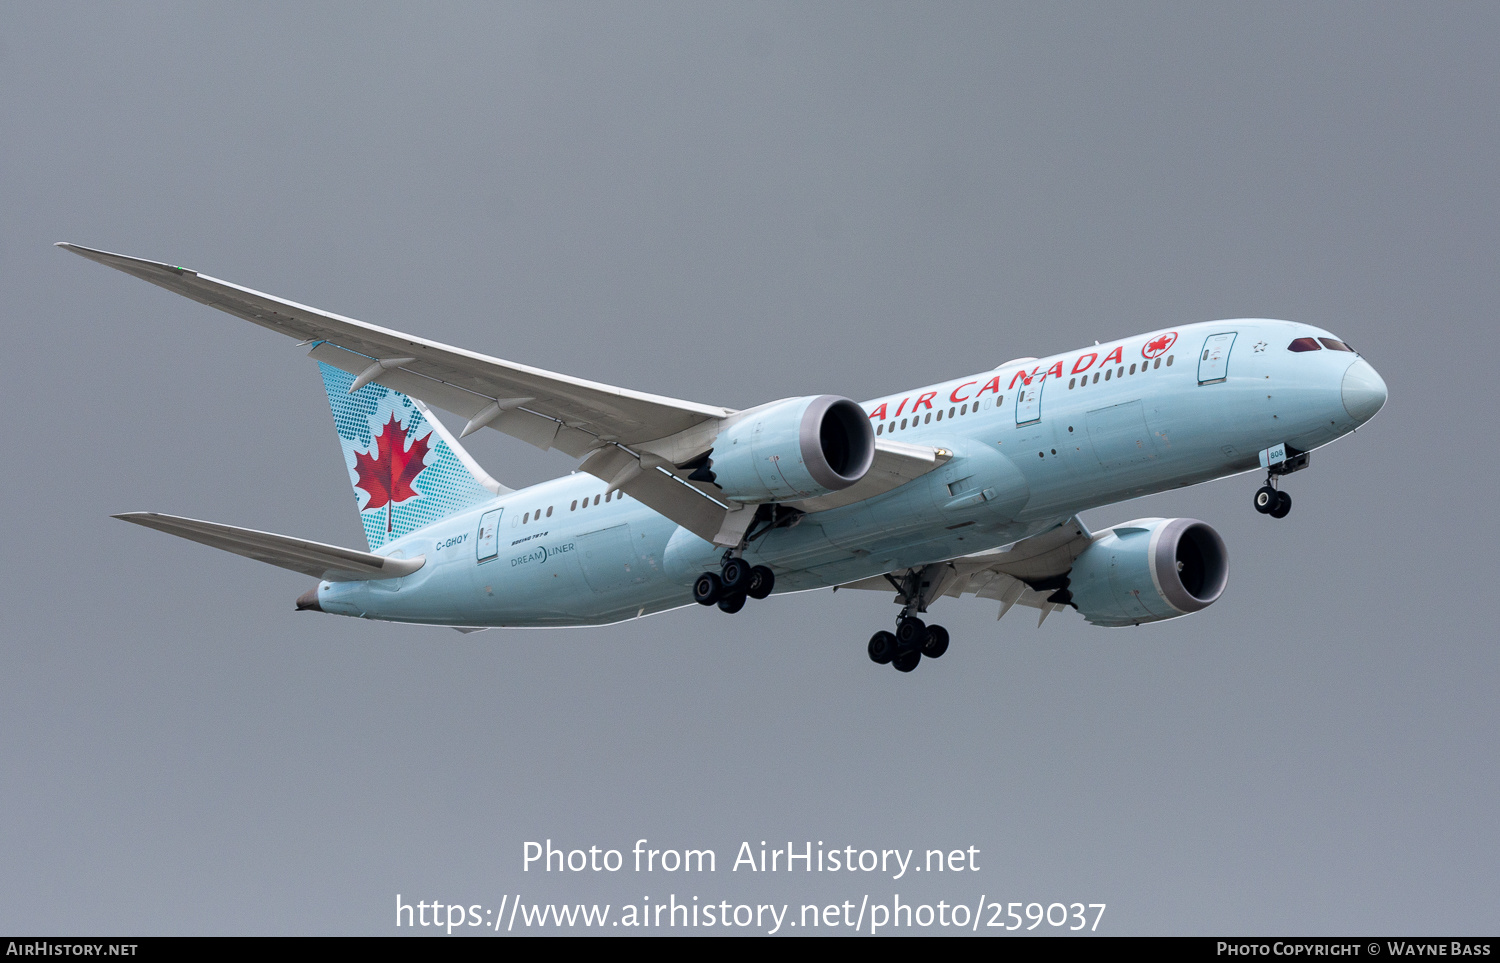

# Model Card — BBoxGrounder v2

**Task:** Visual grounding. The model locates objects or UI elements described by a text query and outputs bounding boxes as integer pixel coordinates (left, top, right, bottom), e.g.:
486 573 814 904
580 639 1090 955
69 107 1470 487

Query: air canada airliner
60 243 1387 673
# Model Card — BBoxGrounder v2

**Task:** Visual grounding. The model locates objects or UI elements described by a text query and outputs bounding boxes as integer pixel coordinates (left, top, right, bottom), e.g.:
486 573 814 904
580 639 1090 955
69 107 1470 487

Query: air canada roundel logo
1142 331 1177 359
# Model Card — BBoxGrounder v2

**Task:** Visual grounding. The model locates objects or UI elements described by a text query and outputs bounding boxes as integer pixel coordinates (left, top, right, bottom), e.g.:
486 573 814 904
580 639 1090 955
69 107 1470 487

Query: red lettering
1007 370 1032 390
1071 352 1097 374
975 376 1003 397
1102 346 1123 366
1044 361 1064 380
893 397 909 417
913 391 938 411
949 381 976 403
868 402 888 421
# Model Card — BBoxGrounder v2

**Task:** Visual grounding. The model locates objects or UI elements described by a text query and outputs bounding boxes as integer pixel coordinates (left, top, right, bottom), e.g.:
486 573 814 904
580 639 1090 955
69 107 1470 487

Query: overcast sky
3 2 1497 935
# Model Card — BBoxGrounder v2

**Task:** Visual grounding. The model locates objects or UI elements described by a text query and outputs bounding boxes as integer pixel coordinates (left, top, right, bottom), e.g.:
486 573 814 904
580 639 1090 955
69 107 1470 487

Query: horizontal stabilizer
114 512 425 582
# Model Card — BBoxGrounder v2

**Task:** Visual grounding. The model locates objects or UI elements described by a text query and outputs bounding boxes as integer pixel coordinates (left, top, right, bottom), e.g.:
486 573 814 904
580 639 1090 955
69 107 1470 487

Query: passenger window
1092 372 1100 383
948 407 956 418
1129 363 1137 375
1117 366 1124 378
1166 355 1174 366
1288 338 1322 352
900 418 908 429
1104 369 1112 381
960 404 967 415
605 491 612 503
1153 358 1161 369
1068 377 1075 389
1319 338 1354 352
924 413 932 424
594 495 601 506
546 506 553 517
876 423 884 435
523 511 530 523
571 500 578 510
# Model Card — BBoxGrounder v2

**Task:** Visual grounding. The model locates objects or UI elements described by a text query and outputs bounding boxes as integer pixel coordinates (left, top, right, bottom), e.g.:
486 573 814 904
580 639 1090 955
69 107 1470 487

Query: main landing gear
693 555 775 614
867 618 950 673
866 565 955 673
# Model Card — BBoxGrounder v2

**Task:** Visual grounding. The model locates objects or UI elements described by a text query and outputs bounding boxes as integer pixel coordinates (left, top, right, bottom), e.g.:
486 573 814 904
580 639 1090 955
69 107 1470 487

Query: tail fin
317 362 508 550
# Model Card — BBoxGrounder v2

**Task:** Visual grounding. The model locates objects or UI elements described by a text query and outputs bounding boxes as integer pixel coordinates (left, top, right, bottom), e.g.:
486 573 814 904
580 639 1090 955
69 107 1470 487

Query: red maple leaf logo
352 413 432 532
1143 331 1177 358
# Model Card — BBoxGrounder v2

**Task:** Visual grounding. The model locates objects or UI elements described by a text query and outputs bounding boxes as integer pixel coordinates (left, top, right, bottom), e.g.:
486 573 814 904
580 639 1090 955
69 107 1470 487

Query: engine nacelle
1066 518 1228 626
702 395 875 502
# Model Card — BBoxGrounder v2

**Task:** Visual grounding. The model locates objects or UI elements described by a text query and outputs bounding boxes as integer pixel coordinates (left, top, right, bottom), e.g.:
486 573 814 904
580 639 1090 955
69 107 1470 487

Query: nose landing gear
1254 483 1292 518
1253 443 1309 519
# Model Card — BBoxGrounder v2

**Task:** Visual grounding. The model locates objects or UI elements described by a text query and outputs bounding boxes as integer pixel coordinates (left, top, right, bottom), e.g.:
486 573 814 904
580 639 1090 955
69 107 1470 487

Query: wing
62 243 948 543
114 512 425 582
58 243 728 451
60 243 744 539
838 516 1095 626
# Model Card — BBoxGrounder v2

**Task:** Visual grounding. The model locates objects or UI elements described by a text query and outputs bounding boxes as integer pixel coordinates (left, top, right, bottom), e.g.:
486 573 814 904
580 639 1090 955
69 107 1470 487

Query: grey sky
3 3 1497 934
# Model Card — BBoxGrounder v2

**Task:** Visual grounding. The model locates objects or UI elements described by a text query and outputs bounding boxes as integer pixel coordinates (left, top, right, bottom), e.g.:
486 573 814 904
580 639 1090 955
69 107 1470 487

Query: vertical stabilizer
317 362 507 550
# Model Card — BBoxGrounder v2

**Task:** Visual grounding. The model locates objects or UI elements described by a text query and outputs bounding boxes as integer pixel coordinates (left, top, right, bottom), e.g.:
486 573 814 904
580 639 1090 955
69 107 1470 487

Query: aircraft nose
1341 358 1388 423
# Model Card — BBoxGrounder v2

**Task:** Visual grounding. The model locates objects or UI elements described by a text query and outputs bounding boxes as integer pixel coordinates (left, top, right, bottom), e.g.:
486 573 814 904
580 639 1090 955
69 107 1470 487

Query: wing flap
578 445 736 544
114 512 425 582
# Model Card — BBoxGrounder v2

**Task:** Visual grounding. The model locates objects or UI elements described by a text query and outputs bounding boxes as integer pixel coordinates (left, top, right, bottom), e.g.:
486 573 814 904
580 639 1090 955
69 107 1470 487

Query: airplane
58 242 1388 673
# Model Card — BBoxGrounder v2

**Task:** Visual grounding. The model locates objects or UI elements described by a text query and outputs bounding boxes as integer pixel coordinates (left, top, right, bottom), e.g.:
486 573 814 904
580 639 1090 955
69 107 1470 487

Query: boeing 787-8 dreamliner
60 243 1387 673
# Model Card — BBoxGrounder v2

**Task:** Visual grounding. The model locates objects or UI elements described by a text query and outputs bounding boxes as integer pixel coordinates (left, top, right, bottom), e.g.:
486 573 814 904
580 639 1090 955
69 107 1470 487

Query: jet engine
1065 518 1228 626
690 395 875 502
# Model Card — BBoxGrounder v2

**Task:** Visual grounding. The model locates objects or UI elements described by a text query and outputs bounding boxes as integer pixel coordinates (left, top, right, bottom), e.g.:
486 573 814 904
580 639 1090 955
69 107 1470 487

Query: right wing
838 516 1095 625
114 512 425 582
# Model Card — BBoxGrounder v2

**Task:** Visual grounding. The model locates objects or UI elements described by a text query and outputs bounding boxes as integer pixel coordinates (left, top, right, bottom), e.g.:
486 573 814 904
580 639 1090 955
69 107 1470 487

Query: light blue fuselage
316 319 1383 627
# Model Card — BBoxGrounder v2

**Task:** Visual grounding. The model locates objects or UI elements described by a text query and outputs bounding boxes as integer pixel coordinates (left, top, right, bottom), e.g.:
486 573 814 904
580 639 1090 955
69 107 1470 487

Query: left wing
57 243 728 451
61 243 948 543
838 516 1095 625
60 243 745 539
